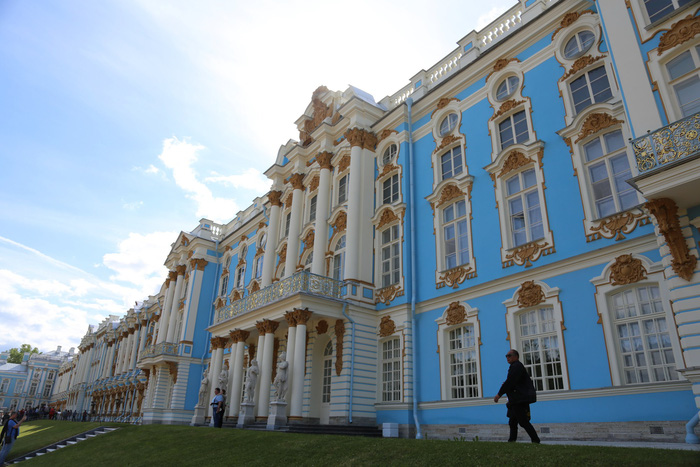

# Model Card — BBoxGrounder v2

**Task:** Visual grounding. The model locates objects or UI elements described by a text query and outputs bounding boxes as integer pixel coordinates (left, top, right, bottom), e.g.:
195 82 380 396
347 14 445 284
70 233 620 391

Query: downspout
406 97 422 439
686 411 700 444
341 303 354 423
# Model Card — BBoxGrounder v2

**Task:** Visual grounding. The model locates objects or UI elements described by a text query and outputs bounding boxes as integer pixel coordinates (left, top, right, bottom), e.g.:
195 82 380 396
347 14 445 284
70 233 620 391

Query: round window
563 30 595 60
382 144 397 165
496 75 520 101
439 113 458 136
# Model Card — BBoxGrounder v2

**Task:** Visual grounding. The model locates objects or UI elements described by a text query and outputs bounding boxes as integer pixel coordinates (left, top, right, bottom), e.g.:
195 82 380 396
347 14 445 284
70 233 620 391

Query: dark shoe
531 439 540 444
507 439 516 442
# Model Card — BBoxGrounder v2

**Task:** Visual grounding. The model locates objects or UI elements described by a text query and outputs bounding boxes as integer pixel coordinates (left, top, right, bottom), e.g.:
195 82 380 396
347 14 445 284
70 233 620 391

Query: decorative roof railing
631 112 700 173
216 271 344 324
382 0 562 109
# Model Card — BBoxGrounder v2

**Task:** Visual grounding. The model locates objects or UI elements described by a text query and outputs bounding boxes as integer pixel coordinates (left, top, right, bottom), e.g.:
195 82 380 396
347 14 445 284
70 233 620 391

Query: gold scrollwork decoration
379 316 396 337
657 14 700 56
609 254 647 286
587 210 650 242
504 241 554 268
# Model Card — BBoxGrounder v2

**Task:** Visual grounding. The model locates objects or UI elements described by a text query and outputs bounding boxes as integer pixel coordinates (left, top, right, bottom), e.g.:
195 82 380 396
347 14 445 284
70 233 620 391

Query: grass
8 421 700 466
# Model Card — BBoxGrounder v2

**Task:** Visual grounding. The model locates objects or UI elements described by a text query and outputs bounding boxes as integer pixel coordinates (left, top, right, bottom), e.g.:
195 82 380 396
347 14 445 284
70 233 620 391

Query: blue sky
0 0 513 352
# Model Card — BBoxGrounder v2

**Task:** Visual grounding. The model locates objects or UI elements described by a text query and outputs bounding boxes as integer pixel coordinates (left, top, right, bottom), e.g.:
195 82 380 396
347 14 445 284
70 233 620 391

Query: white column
137 320 148 360
262 191 282 287
312 153 333 276
228 332 248 417
596 0 663 136
257 320 279 418
129 328 139 370
165 265 186 343
284 173 306 277
284 312 297 407
253 327 266 414
290 308 311 418
208 338 225 420
344 135 364 281
156 272 177 344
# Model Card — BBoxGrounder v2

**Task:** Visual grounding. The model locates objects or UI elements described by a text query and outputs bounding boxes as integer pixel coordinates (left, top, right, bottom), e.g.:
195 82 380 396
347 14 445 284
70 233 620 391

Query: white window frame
379 223 401 288
14 380 24 395
436 302 482 400
426 178 476 288
591 255 684 386
504 281 570 392
380 336 403 402
484 142 554 267
308 194 317 223
630 0 697 33
430 99 467 189
372 207 405 297
0 378 8 393
498 109 531 151
331 234 346 281
647 37 700 123
337 174 348 205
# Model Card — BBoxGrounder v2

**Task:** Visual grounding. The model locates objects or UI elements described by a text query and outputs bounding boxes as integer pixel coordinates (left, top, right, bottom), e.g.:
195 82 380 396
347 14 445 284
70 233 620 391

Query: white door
320 341 333 424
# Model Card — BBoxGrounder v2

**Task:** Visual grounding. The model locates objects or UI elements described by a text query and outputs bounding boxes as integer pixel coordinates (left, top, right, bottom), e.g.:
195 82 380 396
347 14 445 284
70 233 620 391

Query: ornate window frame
234 243 247 291
646 29 700 123
376 315 404 403
591 254 683 386
373 206 406 305
484 141 554 268
297 226 315 272
333 151 351 208
426 176 477 289
560 103 648 242
486 58 535 160
552 11 620 126
628 0 699 42
503 280 570 392
376 132 403 210
430 98 468 188
436 301 482 400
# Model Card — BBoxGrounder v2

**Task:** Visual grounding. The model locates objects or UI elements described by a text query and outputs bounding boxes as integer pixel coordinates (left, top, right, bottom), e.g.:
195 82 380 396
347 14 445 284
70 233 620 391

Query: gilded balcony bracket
645 198 697 281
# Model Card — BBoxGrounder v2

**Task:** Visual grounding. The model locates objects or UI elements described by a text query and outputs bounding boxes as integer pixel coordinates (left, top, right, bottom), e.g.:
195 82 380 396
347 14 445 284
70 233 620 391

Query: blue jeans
0 437 16 464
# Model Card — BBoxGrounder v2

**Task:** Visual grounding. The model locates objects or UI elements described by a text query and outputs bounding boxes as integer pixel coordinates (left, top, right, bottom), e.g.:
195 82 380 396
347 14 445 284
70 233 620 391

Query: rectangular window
499 110 529 150
584 130 637 218
309 195 317 222
29 381 38 396
666 46 700 117
506 169 544 247
254 255 264 279
644 0 693 24
284 212 291 237
612 285 678 384
43 383 53 398
448 325 479 399
14 380 24 395
443 200 469 270
440 147 463 180
570 66 613 114
519 308 564 391
382 174 399 204
338 175 348 204
0 379 8 393
381 225 401 288
236 266 245 288
382 338 402 402
220 275 229 296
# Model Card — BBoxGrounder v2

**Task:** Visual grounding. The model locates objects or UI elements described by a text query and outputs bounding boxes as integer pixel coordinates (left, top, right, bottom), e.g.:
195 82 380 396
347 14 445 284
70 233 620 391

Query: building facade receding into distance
42 0 700 442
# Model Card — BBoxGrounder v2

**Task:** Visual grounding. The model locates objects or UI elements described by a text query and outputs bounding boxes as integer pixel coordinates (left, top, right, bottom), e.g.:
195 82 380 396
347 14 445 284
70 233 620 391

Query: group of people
0 410 27 465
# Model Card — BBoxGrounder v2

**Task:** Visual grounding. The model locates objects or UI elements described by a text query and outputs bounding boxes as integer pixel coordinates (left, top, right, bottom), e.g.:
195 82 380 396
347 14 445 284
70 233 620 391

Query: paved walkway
538 440 700 451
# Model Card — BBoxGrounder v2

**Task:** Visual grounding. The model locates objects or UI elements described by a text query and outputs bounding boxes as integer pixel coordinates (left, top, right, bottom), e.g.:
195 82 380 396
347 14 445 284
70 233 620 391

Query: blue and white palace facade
53 0 700 442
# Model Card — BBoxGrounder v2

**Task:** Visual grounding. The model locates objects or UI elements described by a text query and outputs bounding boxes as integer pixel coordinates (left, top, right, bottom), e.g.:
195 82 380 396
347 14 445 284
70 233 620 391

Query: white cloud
205 167 271 193
122 200 144 210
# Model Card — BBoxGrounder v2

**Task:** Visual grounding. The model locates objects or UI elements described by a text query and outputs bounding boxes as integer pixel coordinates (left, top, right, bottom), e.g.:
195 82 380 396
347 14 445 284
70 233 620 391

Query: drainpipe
686 411 700 444
341 303 354 423
405 97 422 439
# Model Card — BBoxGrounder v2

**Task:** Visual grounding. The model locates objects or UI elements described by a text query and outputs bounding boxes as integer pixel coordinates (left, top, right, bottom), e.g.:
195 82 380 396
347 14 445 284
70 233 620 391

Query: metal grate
458 427 466 434
649 426 664 435
540 427 550 434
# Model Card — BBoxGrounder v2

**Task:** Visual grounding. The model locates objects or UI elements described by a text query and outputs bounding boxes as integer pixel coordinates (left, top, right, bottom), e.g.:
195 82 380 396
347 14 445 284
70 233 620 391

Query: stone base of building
190 406 207 426
411 421 695 443
141 408 193 425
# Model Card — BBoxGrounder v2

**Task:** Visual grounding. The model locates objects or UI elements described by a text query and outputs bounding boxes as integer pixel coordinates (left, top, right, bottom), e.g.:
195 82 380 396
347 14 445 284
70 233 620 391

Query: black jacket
498 360 537 405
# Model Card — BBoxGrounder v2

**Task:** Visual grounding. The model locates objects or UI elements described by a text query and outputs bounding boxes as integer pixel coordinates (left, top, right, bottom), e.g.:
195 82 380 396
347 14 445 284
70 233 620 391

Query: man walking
0 411 28 464
494 349 540 443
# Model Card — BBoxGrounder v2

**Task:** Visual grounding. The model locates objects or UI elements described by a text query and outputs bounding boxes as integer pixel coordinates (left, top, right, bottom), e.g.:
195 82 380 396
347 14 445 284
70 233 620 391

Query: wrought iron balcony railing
631 112 700 173
139 342 178 359
216 271 345 324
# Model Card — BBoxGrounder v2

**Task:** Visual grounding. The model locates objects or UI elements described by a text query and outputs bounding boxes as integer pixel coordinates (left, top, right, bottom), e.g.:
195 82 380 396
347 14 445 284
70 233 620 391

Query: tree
6 344 40 363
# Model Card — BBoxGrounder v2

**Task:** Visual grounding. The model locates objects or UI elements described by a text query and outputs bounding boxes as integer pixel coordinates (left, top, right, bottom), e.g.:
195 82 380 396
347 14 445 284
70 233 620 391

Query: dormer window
563 30 595 60
439 113 458 136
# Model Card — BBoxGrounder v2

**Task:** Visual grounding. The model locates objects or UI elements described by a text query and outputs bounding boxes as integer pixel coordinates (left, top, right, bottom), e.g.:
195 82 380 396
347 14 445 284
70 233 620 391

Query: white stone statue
243 359 259 403
197 369 209 407
273 352 289 401
218 365 229 393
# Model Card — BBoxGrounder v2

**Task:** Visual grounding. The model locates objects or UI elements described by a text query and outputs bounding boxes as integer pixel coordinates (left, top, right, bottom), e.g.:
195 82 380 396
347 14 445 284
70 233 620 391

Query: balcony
216 271 345 324
139 342 178 359
630 112 700 209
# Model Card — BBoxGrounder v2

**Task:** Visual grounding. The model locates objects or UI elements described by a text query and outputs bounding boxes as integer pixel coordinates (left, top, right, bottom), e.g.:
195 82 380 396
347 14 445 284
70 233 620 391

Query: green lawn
9 421 700 466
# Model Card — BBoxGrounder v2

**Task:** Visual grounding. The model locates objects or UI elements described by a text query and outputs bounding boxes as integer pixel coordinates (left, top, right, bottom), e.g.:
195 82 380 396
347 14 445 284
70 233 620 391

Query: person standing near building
494 349 540 443
0 411 28 464
210 388 224 428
